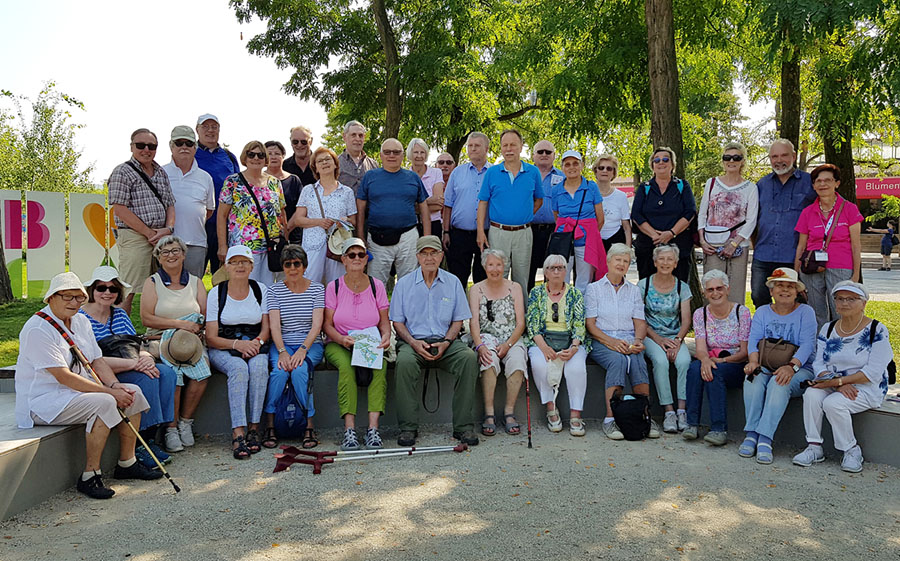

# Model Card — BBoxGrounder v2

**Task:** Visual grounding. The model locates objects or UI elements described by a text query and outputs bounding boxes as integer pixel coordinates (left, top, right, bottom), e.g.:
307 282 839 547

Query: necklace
837 314 865 336
548 285 565 297
819 199 836 215
609 277 625 288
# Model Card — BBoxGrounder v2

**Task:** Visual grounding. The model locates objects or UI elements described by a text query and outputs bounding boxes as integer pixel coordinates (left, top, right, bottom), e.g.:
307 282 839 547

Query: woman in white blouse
408 138 445 236
592 154 632 251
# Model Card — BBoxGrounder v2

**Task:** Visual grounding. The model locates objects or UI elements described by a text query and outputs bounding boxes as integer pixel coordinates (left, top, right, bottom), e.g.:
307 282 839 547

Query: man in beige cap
163 126 215 277
15 272 163 499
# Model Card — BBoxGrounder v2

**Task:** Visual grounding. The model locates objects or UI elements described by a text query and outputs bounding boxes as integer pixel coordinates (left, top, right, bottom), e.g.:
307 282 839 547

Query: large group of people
13 123 894 501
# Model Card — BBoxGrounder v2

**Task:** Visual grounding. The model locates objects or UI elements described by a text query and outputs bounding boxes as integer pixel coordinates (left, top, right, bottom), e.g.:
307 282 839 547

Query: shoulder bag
237 173 286 272
313 185 351 261
800 200 845 275
546 189 587 258
124 161 167 212
702 178 746 247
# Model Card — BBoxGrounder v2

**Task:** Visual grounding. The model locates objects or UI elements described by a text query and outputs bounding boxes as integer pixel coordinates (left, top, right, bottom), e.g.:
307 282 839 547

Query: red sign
856 177 900 199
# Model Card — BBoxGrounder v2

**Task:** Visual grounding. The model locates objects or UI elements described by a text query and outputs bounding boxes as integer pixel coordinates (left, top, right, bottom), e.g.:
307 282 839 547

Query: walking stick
274 443 468 474
524 370 533 448
36 312 181 493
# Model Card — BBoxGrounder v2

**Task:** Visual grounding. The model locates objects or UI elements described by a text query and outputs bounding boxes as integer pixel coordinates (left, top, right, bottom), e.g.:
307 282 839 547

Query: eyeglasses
283 260 304 269
94 285 120 294
173 140 195 148
814 177 837 184
722 154 744 162
246 151 266 160
594 165 616 172
228 259 253 267
133 142 158 151
551 302 560 323
291 138 310 146
437 159 454 165
835 296 862 303
419 250 442 259
546 265 566 272
344 251 367 260
199 123 219 131
382 149 403 156
57 294 87 303
535 149 554 155
315 158 333 165
158 248 183 257
652 157 671 164
705 285 727 293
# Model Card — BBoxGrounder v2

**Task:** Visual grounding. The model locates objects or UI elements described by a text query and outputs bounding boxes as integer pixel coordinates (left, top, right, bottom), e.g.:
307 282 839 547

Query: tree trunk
779 42 801 161
372 0 401 139
824 124 857 204
0 226 12 302
645 0 685 179
447 136 466 164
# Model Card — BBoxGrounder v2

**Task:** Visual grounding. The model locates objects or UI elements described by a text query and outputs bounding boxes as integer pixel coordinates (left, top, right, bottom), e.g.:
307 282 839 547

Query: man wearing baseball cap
194 113 240 273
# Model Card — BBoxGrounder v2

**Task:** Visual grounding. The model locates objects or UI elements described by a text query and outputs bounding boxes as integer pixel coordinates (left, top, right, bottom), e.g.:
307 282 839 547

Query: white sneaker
676 411 688 431
662 413 678 433
841 445 864 473
164 427 184 453
569 418 586 437
177 419 195 447
648 420 661 439
792 445 825 467
602 420 624 440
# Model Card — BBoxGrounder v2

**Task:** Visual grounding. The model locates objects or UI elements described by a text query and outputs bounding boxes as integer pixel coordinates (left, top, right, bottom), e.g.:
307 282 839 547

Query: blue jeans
118 364 177 430
742 366 814 439
264 342 324 417
685 360 745 432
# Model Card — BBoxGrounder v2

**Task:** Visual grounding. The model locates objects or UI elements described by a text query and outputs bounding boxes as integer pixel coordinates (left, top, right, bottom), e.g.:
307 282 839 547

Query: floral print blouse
220 173 285 253
525 284 589 351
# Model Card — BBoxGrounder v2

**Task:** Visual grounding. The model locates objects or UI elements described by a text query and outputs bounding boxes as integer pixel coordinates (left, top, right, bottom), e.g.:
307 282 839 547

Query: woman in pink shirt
794 164 862 326
323 238 392 451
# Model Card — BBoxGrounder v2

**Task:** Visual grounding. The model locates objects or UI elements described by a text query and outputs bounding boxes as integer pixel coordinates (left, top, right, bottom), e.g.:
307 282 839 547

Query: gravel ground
2 424 899 561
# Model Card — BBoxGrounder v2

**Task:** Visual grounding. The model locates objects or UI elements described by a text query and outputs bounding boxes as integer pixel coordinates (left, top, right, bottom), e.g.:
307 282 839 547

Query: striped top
79 307 137 340
266 281 325 346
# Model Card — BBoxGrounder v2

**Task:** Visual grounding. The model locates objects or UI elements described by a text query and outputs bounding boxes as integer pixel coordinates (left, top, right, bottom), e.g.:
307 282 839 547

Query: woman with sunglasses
592 154 632 251
470 249 527 436
265 140 304 245
631 147 696 282
323 238 391 451
697 142 758 304
264 245 325 449
526 254 589 435
80 266 176 468
217 140 288 286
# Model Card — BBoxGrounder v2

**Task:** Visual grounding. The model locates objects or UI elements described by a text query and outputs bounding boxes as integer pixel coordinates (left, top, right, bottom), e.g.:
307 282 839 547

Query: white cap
44 272 88 303
196 113 219 126
561 149 583 162
225 245 253 262
831 280 869 301
84 266 131 289
341 237 366 254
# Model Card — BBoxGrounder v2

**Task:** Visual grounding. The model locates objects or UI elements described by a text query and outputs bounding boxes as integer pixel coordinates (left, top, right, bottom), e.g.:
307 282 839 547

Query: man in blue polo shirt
442 131 491 288
194 114 240 274
477 129 544 295
751 139 816 307
357 138 430 284
529 139 563 290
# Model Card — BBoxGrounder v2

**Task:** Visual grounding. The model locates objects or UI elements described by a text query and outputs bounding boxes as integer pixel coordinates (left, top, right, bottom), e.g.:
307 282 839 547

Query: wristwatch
299 343 308 351
791 363 800 373
729 240 739 248
256 338 265 345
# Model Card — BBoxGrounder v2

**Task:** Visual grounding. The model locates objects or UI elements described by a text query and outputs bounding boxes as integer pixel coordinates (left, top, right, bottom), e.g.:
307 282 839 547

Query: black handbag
237 172 286 272
97 334 144 360
546 190 587 258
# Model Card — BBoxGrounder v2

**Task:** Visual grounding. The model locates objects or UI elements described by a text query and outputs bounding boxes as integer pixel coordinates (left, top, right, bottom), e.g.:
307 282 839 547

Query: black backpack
825 319 896 384
217 279 264 357
610 392 651 440
334 276 378 387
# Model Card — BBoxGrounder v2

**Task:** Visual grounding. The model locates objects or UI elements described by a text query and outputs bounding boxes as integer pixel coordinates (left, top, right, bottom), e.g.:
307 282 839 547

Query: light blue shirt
478 161 544 226
389 268 471 339
443 162 490 230
533 167 563 224
754 169 815 263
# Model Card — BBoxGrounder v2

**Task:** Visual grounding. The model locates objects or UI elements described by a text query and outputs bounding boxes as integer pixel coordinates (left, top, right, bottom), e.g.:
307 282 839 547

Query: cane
524 370 533 448
36 312 181 493
274 443 467 474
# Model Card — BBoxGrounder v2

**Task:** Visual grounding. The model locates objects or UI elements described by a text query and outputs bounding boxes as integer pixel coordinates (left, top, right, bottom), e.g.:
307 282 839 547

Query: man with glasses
436 152 456 185
357 138 430 284
529 140 563 290
389 236 480 447
163 126 215 278
337 120 378 194
282 125 317 186
108 128 176 315
194 113 240 273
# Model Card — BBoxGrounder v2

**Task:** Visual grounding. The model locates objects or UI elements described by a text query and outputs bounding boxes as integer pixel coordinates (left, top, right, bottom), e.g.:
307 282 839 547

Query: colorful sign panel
856 177 900 199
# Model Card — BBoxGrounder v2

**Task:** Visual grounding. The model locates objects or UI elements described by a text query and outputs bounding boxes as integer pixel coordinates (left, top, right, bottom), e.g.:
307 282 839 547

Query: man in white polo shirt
164 125 216 277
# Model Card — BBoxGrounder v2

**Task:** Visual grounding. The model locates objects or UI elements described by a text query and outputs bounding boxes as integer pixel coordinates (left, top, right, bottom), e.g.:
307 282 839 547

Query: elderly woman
469 249 527 436
793 282 892 473
683 270 751 445
206 245 272 459
794 164 863 327
140 235 209 453
698 142 759 304
408 138 444 236
741 267 817 464
526 254 589 435
586 243 659 440
80 266 175 467
264 245 325 449
867 221 896 271
552 150 606 292
593 154 632 251
265 140 304 244
323 238 391 451
217 140 288 286
631 147 697 281
291 147 357 285
637 244 692 433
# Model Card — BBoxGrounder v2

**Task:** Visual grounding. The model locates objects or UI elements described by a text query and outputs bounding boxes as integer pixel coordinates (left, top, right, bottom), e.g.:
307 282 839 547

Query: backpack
334 276 378 387
217 280 264 357
272 361 313 438
825 319 896 384
609 392 651 440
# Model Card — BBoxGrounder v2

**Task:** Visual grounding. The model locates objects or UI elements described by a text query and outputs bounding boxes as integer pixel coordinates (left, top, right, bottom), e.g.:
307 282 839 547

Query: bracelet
730 240 739 247
475 343 485 351
278 348 287 354
838 377 843 387
669 229 676 237
232 340 238 350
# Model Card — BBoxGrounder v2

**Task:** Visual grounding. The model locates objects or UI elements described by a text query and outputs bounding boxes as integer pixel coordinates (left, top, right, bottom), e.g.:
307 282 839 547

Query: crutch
36 311 181 493
274 443 468 474
524 370 533 448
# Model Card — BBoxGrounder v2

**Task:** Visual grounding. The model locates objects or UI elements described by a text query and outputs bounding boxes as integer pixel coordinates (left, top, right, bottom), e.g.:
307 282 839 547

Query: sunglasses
382 149 403 156
535 149 554 155
652 156 671 164
173 140 195 148
291 138 310 145
722 154 744 162
246 151 266 160
551 302 560 323
344 251 367 260
437 159 454 165
486 299 495 323
283 260 304 269
94 285 120 294
594 165 616 172
133 142 158 151
57 294 87 303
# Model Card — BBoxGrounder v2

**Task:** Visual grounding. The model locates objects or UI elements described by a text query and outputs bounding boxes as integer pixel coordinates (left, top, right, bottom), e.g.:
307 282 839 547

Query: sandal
262 427 278 449
245 429 262 454
302 428 319 449
232 435 251 460
481 415 497 437
547 409 563 432
503 413 521 435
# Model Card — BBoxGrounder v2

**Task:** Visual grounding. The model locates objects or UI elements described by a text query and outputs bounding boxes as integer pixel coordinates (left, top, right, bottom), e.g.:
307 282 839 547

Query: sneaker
704 431 728 446
793 445 825 467
76 473 115 499
648 420 661 439
365 427 383 449
177 419 195 447
662 413 678 433
602 420 624 440
676 411 688 431
134 445 159 470
682 425 699 440
841 445 864 473
164 427 184 453
569 418 586 437
341 428 361 451
146 440 171 464
398 430 417 447
113 461 164 481
453 430 480 446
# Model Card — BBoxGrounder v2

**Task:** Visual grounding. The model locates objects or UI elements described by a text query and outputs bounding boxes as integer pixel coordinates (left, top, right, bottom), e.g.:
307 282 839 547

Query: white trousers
367 228 419 285
36 384 149 433
250 252 275 287
528 346 588 410
566 246 594 293
303 244 346 285
803 387 877 451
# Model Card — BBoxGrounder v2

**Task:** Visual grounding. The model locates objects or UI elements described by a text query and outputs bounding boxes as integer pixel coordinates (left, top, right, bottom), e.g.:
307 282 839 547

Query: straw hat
327 225 354 257
765 267 806 292
160 330 204 366
43 272 88 303
211 266 230 287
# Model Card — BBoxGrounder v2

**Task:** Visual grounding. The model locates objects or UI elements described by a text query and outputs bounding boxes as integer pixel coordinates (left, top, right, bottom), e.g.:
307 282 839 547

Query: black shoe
452 430 480 446
76 474 115 499
397 430 418 446
114 460 164 481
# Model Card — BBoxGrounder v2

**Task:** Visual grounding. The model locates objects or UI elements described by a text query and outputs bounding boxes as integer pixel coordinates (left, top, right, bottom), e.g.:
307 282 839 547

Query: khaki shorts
116 228 157 294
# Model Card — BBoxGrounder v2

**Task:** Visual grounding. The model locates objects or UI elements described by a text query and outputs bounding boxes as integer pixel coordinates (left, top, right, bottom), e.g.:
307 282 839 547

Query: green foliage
865 195 900 224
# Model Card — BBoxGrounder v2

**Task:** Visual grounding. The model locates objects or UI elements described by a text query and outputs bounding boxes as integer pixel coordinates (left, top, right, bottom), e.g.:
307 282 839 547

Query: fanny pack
369 226 412 247
543 330 572 352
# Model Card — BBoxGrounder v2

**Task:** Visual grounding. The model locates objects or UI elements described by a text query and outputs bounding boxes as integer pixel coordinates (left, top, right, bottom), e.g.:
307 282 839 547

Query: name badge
814 251 828 262
550 175 563 185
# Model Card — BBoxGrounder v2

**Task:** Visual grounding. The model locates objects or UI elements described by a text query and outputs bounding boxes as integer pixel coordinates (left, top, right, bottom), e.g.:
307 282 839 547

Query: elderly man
390 236 480 446
108 128 176 316
529 140 563 290
16 272 163 499
751 139 816 308
282 125 317 186
442 132 491 287
163 126 215 278
436 152 456 185
338 120 379 194
477 129 544 295
357 138 430 284
194 114 240 273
